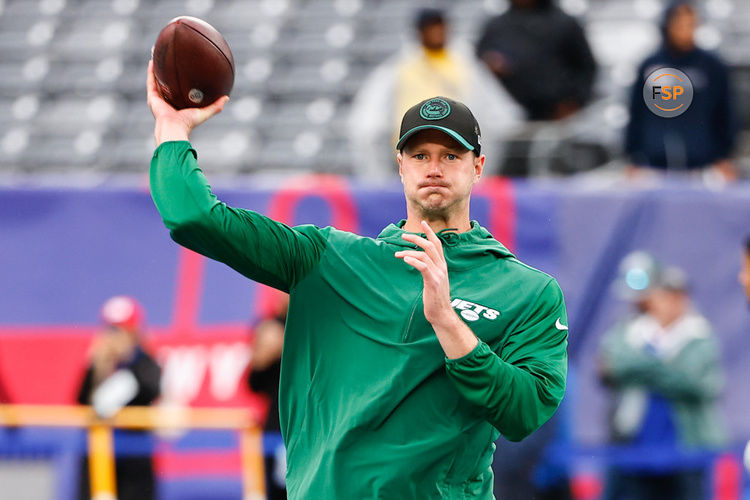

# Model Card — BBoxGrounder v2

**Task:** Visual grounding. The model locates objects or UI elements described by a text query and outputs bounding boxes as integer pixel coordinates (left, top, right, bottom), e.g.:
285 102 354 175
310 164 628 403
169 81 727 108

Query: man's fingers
420 220 445 259
401 255 443 285
402 255 428 272
146 60 154 95
395 251 443 283
189 95 228 128
401 232 443 265
146 61 157 108
204 95 229 118
146 60 174 119
146 60 161 102
394 249 432 265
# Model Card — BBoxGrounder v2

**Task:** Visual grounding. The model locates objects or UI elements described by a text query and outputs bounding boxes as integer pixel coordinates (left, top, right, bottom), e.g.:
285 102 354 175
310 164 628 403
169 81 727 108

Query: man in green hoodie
146 61 568 499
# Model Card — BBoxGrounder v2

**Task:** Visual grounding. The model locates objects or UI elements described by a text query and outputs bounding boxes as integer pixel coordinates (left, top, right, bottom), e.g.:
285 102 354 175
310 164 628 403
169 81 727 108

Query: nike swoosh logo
555 318 568 331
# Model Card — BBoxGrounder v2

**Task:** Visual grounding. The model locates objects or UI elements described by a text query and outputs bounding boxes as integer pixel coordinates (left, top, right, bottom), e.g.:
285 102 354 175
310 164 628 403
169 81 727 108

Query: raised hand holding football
152 16 235 110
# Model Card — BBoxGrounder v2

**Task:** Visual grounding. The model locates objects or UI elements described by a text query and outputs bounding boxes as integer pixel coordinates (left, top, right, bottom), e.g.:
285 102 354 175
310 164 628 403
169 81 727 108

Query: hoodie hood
377 220 515 269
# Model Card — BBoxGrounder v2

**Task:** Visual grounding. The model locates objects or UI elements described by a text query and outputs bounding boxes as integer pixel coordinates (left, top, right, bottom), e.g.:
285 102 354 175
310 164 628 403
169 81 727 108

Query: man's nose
426 157 443 176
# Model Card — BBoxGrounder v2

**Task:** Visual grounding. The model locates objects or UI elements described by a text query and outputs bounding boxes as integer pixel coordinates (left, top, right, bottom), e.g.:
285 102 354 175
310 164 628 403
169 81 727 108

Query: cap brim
396 125 475 152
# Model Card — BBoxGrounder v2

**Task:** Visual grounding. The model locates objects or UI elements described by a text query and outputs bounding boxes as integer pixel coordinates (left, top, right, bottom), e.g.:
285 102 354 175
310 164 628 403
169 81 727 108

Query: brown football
152 16 235 110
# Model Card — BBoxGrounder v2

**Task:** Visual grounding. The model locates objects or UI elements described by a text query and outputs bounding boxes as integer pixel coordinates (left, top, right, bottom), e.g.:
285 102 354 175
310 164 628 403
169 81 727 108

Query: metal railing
0 404 265 500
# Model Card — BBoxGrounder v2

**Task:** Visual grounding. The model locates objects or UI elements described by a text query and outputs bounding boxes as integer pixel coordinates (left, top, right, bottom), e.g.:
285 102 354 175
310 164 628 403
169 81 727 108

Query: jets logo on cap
419 98 451 120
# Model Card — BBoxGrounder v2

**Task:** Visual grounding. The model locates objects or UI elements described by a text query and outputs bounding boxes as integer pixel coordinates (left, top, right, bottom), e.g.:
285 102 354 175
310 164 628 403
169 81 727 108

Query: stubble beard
409 188 470 221
417 197 455 219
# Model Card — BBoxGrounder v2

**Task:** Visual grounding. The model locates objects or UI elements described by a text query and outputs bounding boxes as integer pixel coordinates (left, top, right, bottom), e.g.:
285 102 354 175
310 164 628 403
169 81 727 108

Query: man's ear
397 152 404 182
473 154 485 183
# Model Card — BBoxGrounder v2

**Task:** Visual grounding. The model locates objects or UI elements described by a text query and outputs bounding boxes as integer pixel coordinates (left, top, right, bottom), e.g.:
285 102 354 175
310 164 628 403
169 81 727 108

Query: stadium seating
0 0 747 178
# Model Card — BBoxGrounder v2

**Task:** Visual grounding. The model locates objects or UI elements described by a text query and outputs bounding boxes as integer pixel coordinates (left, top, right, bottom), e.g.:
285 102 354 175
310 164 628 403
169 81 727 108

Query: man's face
739 251 750 302
667 6 697 51
99 325 137 360
646 288 688 328
420 22 447 51
397 129 484 219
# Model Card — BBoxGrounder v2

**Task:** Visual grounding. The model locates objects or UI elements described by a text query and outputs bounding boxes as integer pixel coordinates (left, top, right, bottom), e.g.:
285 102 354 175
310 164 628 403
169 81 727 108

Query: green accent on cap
419 98 451 120
396 125 475 152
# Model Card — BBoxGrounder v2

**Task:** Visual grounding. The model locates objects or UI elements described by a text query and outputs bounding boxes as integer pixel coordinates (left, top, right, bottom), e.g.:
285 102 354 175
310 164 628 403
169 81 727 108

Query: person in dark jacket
476 0 597 120
624 2 738 180
77 296 161 500
248 294 288 500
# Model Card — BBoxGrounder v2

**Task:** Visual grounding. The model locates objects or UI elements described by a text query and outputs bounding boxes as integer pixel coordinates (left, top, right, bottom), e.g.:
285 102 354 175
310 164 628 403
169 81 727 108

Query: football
152 16 235 110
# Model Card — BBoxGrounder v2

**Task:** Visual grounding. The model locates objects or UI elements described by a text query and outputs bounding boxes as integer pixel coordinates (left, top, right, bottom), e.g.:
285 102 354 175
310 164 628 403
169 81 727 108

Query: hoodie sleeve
150 141 328 292
445 279 568 441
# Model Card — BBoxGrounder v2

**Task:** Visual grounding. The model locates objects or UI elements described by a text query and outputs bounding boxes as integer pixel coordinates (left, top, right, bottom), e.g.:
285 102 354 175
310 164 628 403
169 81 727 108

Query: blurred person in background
0 363 10 403
493 408 572 500
598 255 726 500
624 2 738 182
77 296 161 500
739 237 750 475
349 7 521 179
248 293 289 500
476 0 597 121
739 236 750 304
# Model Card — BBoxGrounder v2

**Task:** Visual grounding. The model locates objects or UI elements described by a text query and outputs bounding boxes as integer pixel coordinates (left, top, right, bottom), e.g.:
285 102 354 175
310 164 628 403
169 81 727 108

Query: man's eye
414 154 426 160
447 154 457 160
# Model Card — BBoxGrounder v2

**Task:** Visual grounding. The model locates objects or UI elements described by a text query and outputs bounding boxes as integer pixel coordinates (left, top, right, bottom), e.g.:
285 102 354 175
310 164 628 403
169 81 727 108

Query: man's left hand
395 221 479 358
395 221 454 327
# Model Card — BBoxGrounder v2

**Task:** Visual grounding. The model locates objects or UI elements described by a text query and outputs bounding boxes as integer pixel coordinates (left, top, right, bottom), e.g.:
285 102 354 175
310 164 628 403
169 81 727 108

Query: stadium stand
0 0 748 178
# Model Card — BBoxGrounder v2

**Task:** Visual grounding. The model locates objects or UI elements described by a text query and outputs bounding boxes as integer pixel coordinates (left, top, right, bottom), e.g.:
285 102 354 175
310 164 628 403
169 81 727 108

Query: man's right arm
150 141 327 292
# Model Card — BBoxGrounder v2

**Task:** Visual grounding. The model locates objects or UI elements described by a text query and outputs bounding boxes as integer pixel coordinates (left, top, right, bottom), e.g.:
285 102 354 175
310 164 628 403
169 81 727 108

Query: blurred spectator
740 237 750 475
248 294 288 500
476 0 597 121
598 257 726 500
77 296 161 500
493 410 572 500
624 2 739 182
739 236 750 303
348 7 521 179
0 361 9 403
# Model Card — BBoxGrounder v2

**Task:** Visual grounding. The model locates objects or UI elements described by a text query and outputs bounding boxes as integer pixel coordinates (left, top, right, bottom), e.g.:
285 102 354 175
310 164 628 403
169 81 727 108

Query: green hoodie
150 141 568 499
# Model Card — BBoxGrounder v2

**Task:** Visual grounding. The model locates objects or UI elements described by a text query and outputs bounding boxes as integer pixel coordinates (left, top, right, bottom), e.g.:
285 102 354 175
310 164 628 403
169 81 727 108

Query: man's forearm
431 310 479 360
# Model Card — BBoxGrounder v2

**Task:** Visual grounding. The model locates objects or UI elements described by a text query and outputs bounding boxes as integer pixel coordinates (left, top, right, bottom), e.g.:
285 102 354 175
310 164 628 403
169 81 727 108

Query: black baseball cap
396 96 482 155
